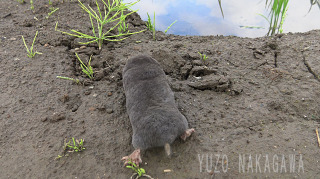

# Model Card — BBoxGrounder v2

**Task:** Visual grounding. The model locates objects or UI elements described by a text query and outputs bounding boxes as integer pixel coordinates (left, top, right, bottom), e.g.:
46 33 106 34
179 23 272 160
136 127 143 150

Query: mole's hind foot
121 149 142 167
180 128 195 141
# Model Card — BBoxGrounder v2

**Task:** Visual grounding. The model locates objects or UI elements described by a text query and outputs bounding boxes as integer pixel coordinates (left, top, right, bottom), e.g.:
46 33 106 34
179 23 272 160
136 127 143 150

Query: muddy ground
1 0 320 178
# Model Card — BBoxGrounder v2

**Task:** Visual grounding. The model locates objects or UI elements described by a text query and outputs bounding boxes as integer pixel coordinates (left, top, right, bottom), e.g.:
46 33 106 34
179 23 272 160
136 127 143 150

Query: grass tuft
56 76 80 84
262 0 289 36
198 52 207 61
30 0 34 10
55 137 86 160
126 161 155 178
21 31 42 58
75 53 94 79
146 12 156 40
46 7 59 19
55 0 145 50
164 20 177 34
17 0 25 4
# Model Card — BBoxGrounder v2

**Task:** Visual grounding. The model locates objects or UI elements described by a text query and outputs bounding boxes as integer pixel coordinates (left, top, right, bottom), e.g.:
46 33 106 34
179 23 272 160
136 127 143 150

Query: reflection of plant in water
218 0 224 18
309 0 320 12
55 138 86 160
221 0 320 36
263 0 289 36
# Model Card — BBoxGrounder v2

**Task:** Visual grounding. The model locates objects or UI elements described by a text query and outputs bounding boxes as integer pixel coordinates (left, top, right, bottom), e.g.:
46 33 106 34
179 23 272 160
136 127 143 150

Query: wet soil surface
1 1 320 178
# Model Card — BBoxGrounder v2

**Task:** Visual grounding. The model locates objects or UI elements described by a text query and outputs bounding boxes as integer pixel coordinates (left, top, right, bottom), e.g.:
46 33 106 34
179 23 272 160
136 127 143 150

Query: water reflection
123 0 320 38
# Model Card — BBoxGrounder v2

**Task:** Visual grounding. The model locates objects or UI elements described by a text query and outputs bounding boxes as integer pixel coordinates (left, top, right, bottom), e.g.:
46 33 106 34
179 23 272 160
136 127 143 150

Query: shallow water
124 0 320 37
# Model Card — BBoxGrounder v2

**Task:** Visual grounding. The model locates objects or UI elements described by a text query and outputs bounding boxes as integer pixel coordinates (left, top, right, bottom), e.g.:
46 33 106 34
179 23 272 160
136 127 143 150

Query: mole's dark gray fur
123 55 188 150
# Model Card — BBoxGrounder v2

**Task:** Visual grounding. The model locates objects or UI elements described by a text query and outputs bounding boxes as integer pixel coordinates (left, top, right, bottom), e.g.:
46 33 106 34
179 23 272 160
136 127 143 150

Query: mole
121 54 194 166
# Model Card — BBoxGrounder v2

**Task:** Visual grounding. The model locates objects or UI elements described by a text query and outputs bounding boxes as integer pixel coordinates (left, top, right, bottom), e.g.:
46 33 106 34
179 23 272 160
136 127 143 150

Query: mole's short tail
164 143 171 157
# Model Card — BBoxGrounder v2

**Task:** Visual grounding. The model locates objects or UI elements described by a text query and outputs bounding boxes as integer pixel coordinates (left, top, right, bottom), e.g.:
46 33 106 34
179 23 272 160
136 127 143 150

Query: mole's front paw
180 128 195 141
121 149 142 167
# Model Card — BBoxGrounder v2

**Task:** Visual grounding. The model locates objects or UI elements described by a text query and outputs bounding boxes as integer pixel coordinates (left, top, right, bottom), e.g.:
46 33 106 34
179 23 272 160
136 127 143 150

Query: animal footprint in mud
59 94 82 112
188 74 230 91
189 66 218 77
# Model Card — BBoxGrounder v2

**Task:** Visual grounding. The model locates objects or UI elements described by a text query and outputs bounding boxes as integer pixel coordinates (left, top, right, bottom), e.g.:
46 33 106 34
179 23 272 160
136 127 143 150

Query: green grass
56 53 94 82
262 0 289 36
126 161 146 177
218 0 224 18
198 52 207 61
17 0 25 4
126 161 155 178
46 7 59 19
117 10 129 34
55 0 145 50
67 137 86 152
75 53 94 79
146 12 177 38
30 0 34 10
164 20 177 34
55 138 86 160
146 12 155 40
21 31 42 58
56 76 80 84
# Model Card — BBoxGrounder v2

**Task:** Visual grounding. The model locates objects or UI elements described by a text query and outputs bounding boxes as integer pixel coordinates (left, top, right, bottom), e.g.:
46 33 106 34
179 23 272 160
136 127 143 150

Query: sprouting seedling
198 52 207 61
21 31 42 58
55 138 86 160
164 20 177 34
146 12 154 31
146 12 156 40
30 0 34 10
49 0 52 5
126 161 147 178
56 76 80 84
17 0 25 4
55 0 145 50
118 10 129 34
46 7 59 19
75 53 94 79
67 137 86 152
260 0 289 36
239 25 264 29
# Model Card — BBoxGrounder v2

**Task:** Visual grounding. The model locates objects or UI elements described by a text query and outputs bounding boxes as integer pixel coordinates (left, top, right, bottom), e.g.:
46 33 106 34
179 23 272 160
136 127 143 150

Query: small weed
164 20 177 34
198 52 207 61
17 0 25 4
118 11 129 34
126 161 154 179
146 12 176 36
55 138 86 160
46 7 59 19
21 31 42 58
239 25 264 29
218 0 224 18
30 0 34 10
146 12 155 40
261 0 289 36
55 0 145 50
56 76 80 84
67 137 86 152
75 53 94 79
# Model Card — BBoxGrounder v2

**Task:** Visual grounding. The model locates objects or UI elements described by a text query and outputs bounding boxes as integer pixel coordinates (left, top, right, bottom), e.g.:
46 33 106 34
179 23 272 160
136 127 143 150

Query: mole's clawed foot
180 128 195 141
121 149 142 167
